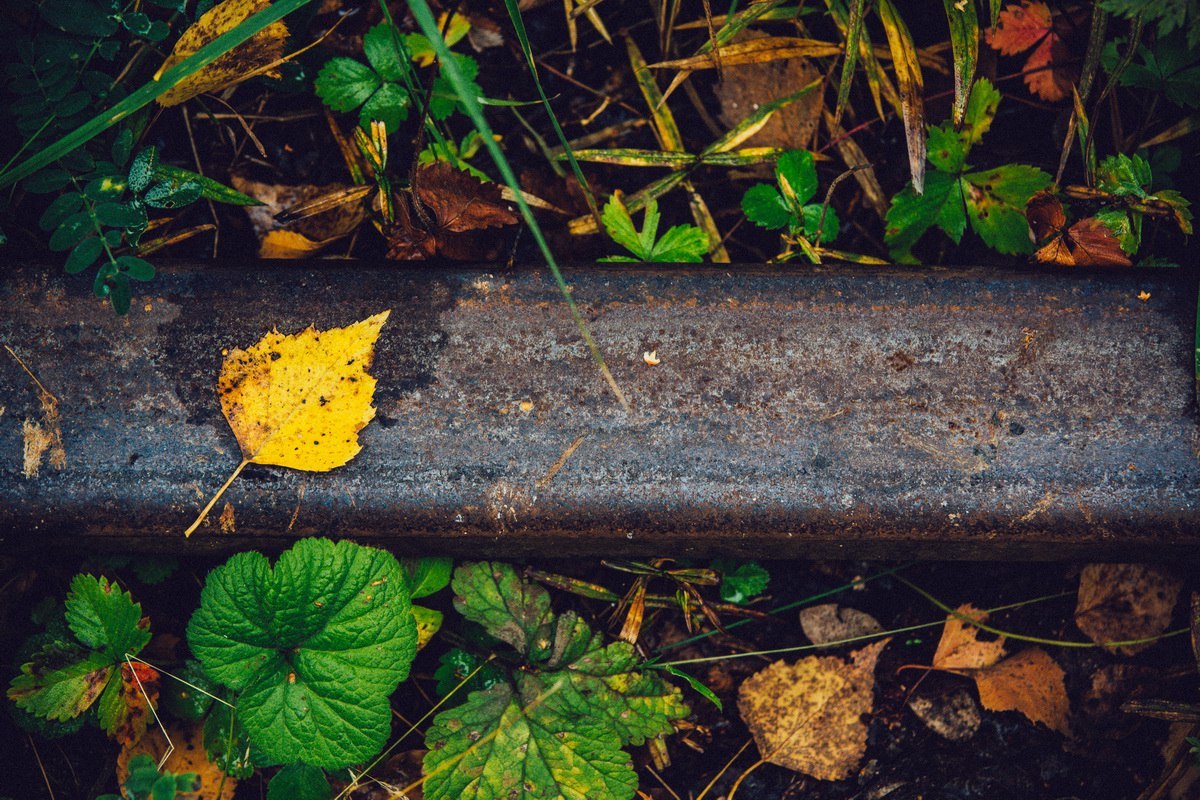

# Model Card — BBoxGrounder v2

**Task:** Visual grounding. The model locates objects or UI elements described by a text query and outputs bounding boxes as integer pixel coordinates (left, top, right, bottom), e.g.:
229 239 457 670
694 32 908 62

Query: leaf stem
185 459 247 537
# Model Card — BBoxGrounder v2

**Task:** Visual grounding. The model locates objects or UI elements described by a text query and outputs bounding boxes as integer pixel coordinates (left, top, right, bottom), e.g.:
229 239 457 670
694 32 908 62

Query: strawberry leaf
425 562 689 800
65 574 151 658
187 539 418 769
650 224 708 262
776 150 819 208
314 58 381 112
742 184 792 230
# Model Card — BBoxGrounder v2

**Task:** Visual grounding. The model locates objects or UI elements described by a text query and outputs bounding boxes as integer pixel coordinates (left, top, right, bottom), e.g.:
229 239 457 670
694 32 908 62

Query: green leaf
143 180 202 209
776 150 819 208
650 224 709 262
314 58 381 113
117 256 156 281
926 124 967 173
151 164 263 206
433 647 506 700
403 557 454 598
39 192 84 231
714 561 770 604
363 23 407 82
24 168 71 194
65 575 152 658
203 704 262 778
50 211 93 252
601 194 648 260
742 184 792 230
39 0 119 36
187 539 418 769
429 54 481 120
964 164 1052 254
95 202 147 228
801 204 840 243
1095 208 1140 254
7 652 114 721
884 170 961 261
128 148 159 194
662 665 722 711
65 237 104 275
962 78 1002 146
359 82 411 131
159 660 216 722
121 754 199 800
267 764 331 800
424 563 688 800
1097 153 1153 198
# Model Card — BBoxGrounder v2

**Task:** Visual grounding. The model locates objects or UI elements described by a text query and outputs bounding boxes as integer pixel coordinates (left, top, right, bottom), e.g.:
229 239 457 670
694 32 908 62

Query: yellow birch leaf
185 311 389 536
932 603 1007 672
156 0 288 107
973 647 1070 735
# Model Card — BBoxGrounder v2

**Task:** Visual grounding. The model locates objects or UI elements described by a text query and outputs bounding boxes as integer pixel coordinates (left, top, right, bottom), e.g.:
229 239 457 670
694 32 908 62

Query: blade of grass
408 0 629 410
648 37 844 70
1055 3 1107 184
877 0 926 194
0 0 316 189
942 0 978 127
832 0 866 128
503 0 600 224
660 0 790 101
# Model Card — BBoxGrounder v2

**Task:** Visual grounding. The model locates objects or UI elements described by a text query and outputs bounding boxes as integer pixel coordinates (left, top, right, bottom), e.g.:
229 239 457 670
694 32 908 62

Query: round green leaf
143 180 202 209
95 202 147 228
128 147 159 193
49 211 93 251
116 255 155 281
188 539 418 769
39 192 83 232
64 237 103 275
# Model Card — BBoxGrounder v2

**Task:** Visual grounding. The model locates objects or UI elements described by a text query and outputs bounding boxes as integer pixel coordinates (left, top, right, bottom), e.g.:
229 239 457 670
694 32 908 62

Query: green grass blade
408 0 629 411
942 0 978 127
566 149 698 167
0 0 316 189
503 0 599 221
832 0 866 128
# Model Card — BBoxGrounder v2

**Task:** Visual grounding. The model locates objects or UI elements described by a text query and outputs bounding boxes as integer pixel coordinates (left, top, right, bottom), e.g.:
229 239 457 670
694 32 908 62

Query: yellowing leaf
185 311 389 536
973 647 1070 735
737 638 889 781
156 0 289 107
412 604 443 650
120 720 237 800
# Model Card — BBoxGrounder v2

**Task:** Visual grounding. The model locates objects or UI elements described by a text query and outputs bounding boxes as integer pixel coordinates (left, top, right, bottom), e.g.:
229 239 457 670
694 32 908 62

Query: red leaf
112 661 161 748
986 2 1075 102
1027 192 1131 267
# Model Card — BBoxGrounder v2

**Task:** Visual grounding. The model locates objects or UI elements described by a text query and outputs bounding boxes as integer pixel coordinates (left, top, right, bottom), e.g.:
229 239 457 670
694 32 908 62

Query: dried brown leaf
932 604 1007 672
1075 563 1183 655
386 164 517 262
974 647 1070 735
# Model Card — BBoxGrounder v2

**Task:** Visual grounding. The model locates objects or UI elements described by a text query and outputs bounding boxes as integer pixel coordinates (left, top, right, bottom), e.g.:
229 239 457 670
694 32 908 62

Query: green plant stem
898 575 1189 649
0 0 317 189
655 589 1078 668
408 0 630 411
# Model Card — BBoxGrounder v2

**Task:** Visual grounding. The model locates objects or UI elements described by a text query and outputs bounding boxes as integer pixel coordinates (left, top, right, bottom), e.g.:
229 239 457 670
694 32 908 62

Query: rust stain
899 433 990 474
1018 491 1058 523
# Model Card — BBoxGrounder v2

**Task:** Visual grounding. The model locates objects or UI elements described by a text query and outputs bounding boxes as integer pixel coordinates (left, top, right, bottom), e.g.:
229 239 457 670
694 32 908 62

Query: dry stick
124 655 177 770
184 459 248 537
181 108 220 257
27 734 56 800
695 737 755 800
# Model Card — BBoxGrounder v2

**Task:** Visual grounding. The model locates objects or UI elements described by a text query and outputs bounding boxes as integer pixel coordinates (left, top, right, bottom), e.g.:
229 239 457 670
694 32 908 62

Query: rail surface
1 260 1198 559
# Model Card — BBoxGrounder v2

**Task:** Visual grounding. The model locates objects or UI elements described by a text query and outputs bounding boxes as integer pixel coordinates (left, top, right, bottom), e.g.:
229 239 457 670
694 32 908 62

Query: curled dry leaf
1075 563 1183 655
737 638 890 781
229 176 365 258
974 647 1070 735
386 164 518 261
119 720 237 800
185 311 390 536
986 2 1075 102
932 604 1007 671
798 603 884 648
156 0 289 107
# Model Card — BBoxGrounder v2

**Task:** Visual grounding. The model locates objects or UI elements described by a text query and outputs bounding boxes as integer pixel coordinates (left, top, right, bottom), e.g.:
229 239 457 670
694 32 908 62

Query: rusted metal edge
1 259 1198 560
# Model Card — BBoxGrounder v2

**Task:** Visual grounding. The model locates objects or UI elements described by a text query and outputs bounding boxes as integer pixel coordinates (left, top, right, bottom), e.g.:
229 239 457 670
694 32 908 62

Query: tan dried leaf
1075 564 1183 655
156 0 288 107
229 176 364 258
120 720 236 800
932 604 1007 672
973 647 1070 735
714 32 823 152
737 638 890 780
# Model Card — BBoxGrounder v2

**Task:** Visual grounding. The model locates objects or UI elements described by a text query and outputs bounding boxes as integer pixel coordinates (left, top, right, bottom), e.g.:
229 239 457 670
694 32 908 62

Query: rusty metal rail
1 260 1198 559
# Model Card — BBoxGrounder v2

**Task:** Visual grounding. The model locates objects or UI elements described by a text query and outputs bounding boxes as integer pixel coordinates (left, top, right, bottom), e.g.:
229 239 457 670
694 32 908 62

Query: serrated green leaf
434 647 506 700
1151 188 1194 233
964 164 1052 254
776 150 818 208
1097 153 1153 198
884 170 960 261
65 575 152 658
801 203 840 243
359 82 410 131
267 763 331 800
7 652 113 721
429 54 480 120
451 560 553 658
315 58 382 112
363 23 406 82
926 124 967 173
650 224 708 262
187 539 418 769
742 184 792 230
404 557 454 598
425 562 688 800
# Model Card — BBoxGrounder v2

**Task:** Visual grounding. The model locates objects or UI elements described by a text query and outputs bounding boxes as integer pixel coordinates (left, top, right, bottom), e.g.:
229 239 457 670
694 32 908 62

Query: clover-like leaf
315 58 382 112
187 539 418 769
742 184 792 230
425 562 689 800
